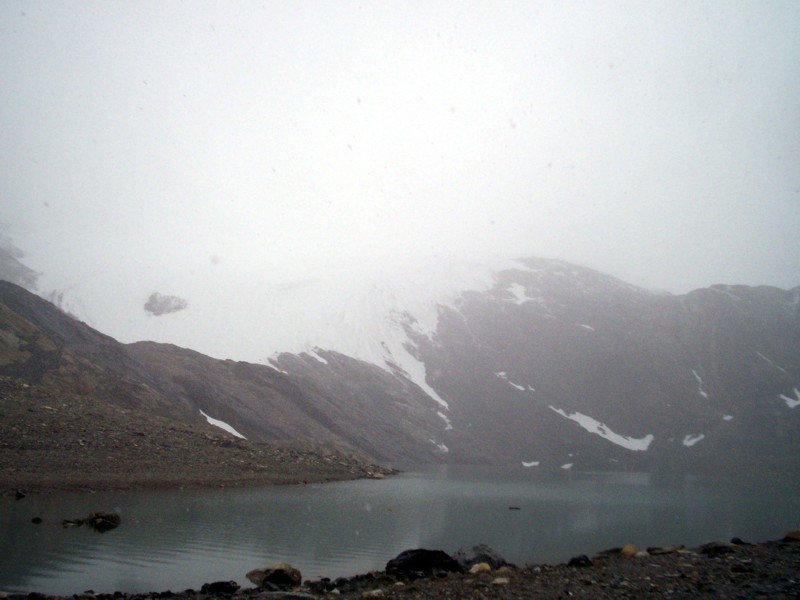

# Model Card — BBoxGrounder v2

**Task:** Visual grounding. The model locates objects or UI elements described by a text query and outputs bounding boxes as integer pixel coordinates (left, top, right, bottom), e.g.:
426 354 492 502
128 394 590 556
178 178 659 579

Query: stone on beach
469 562 492 574
246 562 302 590
453 543 508 570
200 581 240 594
385 549 462 576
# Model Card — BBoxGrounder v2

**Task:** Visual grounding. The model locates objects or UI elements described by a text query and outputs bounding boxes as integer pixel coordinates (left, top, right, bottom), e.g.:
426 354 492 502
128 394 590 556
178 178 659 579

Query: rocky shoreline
7 534 800 599
0 376 395 494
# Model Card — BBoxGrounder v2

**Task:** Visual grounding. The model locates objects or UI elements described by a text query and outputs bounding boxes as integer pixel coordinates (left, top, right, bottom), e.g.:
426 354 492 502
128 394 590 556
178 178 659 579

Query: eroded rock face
144 292 188 316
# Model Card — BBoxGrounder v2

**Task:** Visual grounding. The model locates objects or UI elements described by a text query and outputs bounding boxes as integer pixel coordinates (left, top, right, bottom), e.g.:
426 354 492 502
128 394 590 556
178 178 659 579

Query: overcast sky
1 1 799 295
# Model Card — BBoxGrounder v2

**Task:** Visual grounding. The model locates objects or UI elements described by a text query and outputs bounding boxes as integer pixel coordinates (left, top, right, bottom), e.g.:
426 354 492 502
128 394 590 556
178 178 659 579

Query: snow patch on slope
199 409 246 439
437 411 453 430
430 439 449 453
780 388 800 409
494 371 527 392
549 406 654 451
682 434 705 447
306 349 329 364
506 282 540 305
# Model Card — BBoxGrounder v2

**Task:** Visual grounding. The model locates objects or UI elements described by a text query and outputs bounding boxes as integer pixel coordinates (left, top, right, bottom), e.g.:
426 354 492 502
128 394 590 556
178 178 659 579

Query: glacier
36 255 520 418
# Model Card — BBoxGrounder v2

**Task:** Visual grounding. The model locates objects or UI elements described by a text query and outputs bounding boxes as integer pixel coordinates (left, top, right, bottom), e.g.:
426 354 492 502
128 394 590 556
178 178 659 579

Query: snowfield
40 256 520 417
549 406 654 451
199 410 246 439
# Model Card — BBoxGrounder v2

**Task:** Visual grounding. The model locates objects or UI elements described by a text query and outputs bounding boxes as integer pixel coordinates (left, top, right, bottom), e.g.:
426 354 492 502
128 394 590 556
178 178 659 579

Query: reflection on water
2 466 798 595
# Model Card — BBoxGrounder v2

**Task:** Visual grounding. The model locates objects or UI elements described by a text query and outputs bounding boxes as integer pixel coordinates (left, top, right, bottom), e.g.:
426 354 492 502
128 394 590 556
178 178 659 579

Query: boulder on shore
200 581 240 594
246 562 302 590
453 544 508 570
385 549 462 577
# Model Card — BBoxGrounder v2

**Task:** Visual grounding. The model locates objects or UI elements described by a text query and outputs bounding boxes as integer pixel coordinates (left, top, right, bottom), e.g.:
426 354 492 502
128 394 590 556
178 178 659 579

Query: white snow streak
521 460 540 467
780 388 800 409
682 434 705 447
494 371 529 392
549 406 654 451
692 370 709 398
756 351 788 374
430 440 449 452
199 409 246 439
723 414 733 421
437 411 453 430
575 323 595 331
306 349 329 364
560 463 574 470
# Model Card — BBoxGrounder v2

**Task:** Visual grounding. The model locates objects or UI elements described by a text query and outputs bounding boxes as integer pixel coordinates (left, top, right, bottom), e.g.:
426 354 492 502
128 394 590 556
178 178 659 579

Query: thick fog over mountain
1 2 799 363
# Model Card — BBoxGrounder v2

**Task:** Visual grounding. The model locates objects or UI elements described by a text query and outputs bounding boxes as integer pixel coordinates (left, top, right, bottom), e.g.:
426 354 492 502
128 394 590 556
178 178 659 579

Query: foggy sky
1 1 799 295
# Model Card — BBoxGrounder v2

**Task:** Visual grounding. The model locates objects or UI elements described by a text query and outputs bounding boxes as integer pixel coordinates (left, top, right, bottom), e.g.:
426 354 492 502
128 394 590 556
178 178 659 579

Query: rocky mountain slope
419 258 800 472
2 257 799 481
0 281 398 491
268 258 800 473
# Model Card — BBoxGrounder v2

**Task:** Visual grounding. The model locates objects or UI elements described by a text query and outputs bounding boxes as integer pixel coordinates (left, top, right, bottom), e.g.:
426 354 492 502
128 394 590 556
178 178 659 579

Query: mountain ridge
1 256 799 484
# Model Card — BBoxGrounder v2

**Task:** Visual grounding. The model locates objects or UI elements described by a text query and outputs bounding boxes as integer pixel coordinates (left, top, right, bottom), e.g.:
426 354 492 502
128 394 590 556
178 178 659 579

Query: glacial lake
2 465 799 595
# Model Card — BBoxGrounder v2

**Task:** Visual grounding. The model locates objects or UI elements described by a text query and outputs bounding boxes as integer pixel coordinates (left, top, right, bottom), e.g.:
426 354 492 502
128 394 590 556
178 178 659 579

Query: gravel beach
8 535 800 599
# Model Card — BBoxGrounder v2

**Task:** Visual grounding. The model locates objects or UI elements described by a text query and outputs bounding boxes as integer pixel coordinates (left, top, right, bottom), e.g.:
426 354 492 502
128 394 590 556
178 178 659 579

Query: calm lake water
2 465 798 595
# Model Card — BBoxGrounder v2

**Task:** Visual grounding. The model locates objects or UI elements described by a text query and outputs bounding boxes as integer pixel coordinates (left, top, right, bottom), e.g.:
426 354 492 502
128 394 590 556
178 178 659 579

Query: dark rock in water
568 554 593 567
700 541 737 556
86 511 122 532
31 517 42 524
386 549 462 576
62 512 122 532
246 562 302 590
453 544 508 570
200 581 239 594
62 518 85 528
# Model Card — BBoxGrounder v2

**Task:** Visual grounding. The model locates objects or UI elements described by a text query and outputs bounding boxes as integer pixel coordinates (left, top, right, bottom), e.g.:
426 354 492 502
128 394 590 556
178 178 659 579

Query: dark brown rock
386 549 462 576
246 563 302 590
567 554 593 567
199 581 239 595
